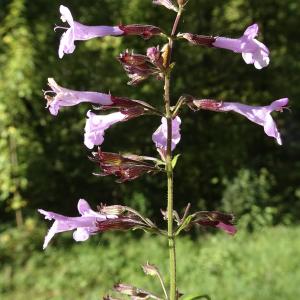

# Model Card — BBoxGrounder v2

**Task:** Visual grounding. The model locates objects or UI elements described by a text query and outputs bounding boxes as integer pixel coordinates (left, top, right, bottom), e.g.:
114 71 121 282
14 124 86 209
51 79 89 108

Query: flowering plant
39 2 288 299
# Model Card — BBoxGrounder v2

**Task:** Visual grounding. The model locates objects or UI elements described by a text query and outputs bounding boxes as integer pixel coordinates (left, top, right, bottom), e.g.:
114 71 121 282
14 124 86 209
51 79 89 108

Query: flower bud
118 50 160 85
142 262 160 276
119 50 149 66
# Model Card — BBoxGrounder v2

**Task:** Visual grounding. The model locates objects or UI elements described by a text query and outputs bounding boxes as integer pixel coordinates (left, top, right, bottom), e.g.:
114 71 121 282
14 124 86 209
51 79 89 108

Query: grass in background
1 226 300 300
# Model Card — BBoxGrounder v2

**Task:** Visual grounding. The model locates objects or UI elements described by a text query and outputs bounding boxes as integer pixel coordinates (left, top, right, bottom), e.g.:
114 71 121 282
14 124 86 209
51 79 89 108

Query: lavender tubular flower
38 199 118 249
57 5 124 58
213 24 270 69
38 200 145 249
152 116 181 151
181 24 270 69
189 98 289 145
56 6 162 58
84 111 127 149
44 78 156 116
44 78 113 115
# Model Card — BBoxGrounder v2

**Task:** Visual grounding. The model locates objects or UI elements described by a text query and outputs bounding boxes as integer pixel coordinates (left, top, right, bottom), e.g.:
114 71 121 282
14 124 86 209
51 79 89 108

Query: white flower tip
84 136 95 149
86 110 93 118
73 228 90 242
254 57 270 69
59 5 72 23
59 5 68 11
84 142 94 149
49 106 59 116
58 50 64 59
48 77 57 88
78 198 88 205
38 209 47 216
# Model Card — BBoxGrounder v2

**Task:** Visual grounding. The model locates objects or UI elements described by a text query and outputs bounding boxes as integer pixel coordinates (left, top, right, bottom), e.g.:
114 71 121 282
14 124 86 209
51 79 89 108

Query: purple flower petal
152 116 181 151
243 23 259 39
77 199 93 216
73 228 91 242
216 222 237 235
84 110 126 149
195 211 237 235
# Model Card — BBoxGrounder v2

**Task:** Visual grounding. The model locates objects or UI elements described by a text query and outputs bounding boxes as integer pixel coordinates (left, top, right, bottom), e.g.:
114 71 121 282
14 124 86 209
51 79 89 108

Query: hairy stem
164 7 183 300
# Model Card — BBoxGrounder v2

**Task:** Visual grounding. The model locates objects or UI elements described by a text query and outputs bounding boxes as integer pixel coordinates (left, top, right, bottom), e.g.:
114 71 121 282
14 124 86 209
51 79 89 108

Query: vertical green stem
165 71 176 300
164 7 183 300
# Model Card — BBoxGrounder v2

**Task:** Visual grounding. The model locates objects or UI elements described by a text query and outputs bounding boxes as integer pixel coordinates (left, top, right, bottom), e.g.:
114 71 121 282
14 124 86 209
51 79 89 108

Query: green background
0 0 299 299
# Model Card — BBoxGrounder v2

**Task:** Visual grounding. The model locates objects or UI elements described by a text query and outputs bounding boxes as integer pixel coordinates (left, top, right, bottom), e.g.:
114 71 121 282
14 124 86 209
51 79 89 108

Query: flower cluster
37 3 290 300
44 78 159 148
39 2 288 279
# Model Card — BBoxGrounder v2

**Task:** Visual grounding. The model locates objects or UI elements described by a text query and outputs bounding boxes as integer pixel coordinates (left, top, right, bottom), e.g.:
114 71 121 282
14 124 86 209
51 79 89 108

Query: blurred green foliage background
0 0 299 299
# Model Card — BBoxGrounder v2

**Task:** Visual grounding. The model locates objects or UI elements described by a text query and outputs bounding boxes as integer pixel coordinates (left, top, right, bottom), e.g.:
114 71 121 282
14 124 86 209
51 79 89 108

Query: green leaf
172 154 181 168
175 215 194 236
